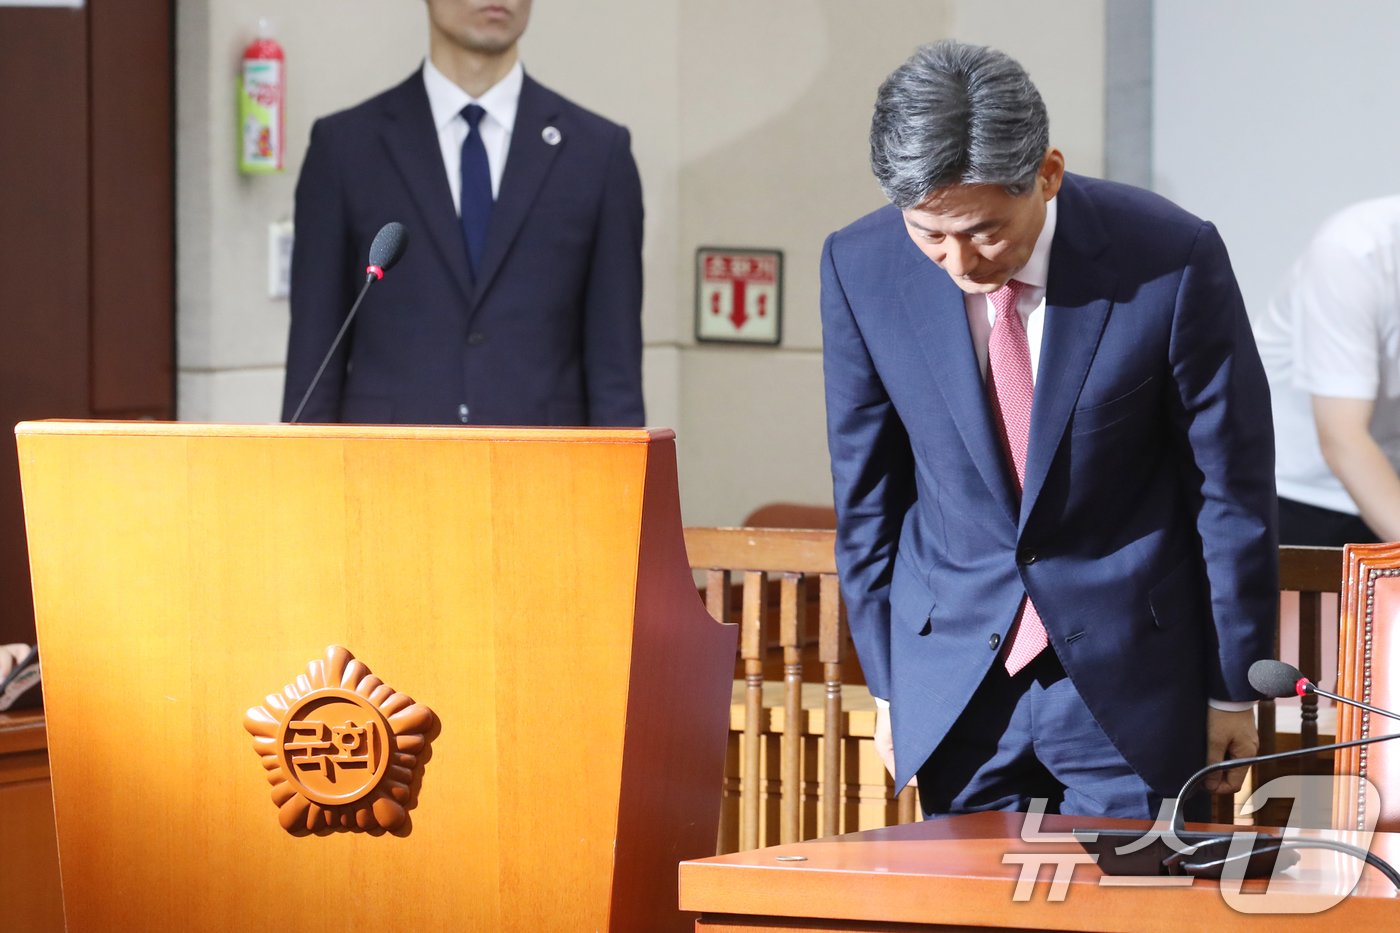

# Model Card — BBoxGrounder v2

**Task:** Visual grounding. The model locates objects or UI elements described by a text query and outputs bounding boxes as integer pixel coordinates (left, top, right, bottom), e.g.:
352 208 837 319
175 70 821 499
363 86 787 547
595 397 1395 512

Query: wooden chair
1264 547 1346 756
1248 546 1345 825
1333 542 1400 832
684 527 913 854
686 524 1346 848
740 503 838 530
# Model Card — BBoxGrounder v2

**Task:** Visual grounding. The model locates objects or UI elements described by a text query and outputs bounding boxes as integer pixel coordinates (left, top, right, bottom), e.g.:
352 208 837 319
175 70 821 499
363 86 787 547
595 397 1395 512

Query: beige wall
519 1 685 432
177 0 424 422
176 0 1110 525
178 1 687 427
674 0 1107 525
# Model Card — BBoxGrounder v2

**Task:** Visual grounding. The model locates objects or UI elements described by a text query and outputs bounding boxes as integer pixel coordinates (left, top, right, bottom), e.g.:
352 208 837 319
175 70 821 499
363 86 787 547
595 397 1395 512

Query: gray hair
870 40 1049 209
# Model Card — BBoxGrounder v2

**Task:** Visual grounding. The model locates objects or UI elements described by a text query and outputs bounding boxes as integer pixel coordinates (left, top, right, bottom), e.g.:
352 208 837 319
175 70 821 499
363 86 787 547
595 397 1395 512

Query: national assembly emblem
244 645 436 833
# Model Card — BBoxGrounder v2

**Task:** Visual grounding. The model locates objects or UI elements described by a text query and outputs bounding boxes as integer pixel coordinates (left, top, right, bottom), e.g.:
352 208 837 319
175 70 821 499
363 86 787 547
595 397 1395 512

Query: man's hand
873 703 916 786
1203 706 1258 795
874 703 896 777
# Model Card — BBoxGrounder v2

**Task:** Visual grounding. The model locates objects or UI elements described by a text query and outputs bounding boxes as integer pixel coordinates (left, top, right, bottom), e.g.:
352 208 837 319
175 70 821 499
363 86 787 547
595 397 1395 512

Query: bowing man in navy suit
282 0 644 427
821 40 1278 819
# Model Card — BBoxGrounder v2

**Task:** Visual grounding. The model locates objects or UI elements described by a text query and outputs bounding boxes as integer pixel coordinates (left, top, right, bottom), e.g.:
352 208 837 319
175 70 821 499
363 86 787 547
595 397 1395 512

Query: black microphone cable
1165 834 1400 890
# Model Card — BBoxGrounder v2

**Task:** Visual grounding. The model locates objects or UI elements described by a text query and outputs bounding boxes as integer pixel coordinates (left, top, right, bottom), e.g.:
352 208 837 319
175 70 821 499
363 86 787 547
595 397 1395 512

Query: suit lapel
378 71 474 306
1021 176 1115 517
470 75 563 311
898 243 1020 524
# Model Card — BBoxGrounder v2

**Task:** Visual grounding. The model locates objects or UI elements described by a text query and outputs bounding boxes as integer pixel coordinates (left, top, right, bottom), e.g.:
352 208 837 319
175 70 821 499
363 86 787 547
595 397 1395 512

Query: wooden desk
0 711 64 932
680 811 1400 931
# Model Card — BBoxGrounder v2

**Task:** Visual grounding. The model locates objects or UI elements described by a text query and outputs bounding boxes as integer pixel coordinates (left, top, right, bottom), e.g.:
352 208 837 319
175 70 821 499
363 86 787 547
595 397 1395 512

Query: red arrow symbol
729 280 748 329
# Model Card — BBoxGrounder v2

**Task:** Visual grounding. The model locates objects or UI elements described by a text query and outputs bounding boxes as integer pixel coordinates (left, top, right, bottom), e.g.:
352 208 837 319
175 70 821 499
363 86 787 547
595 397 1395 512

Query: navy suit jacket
820 174 1278 796
282 69 644 426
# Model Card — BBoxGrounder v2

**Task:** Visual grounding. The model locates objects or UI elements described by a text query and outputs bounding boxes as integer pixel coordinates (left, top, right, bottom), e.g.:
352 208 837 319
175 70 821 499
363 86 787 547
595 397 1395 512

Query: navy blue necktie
459 103 492 276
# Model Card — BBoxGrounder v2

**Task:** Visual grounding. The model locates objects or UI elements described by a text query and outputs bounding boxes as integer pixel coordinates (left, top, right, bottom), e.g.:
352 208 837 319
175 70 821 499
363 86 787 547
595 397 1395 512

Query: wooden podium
681 812 1400 931
16 422 736 932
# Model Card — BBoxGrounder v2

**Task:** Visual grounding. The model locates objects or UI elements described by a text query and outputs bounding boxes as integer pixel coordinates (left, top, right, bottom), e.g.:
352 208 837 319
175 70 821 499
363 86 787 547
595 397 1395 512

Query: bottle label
240 59 282 173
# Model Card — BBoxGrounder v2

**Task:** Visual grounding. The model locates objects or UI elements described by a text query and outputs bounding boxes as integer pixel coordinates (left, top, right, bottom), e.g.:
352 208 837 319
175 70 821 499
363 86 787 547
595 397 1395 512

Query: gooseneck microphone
1081 659 1400 883
1167 730 1400 837
1170 659 1400 835
1248 658 1400 722
1149 688 1400 886
1073 731 1400 884
288 222 409 424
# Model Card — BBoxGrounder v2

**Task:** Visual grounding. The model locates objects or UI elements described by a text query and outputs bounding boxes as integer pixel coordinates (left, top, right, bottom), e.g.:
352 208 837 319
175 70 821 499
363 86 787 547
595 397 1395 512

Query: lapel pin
542 126 562 146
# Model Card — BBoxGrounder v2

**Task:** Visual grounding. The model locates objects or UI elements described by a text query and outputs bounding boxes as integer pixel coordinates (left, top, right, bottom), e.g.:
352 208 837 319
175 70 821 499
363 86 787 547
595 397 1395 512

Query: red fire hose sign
696 248 782 344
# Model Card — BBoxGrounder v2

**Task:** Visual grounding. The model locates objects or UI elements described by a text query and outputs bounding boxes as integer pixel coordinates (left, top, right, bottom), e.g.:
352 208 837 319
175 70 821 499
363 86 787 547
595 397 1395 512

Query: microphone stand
289 271 376 425
1167 731 1400 834
1299 679 1400 722
1157 731 1400 885
287 220 406 425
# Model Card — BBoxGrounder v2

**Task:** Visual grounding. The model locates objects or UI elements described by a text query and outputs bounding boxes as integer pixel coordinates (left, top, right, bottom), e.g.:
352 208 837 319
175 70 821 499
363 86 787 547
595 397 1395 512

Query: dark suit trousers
915 651 1160 820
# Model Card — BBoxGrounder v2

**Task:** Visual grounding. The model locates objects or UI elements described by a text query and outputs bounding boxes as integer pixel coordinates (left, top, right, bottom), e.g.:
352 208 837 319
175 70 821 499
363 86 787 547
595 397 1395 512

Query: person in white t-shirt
1252 197 1400 546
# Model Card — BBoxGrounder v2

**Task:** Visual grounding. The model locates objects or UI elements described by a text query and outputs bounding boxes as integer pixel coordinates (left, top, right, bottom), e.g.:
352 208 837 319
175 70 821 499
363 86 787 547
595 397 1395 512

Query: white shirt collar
422 57 524 134
1014 195 1057 289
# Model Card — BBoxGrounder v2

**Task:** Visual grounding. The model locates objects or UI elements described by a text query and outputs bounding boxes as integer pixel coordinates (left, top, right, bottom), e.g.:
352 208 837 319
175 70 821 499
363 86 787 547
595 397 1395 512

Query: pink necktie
987 280 1049 674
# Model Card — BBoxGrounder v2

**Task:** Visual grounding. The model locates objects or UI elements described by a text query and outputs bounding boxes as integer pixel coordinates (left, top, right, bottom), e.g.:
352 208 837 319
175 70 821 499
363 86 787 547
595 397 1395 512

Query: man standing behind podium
282 0 645 427
820 41 1277 820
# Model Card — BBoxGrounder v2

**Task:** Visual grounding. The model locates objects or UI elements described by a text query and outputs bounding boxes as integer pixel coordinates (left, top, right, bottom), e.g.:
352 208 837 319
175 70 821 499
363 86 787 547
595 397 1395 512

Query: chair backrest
684 527 853 850
1334 542 1400 832
687 527 1346 837
741 503 838 530
1271 547 1346 747
1245 546 1342 827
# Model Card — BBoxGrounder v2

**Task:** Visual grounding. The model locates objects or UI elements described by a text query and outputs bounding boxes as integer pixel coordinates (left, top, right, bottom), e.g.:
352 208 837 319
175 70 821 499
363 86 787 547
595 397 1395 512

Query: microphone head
367 222 409 272
1248 659 1308 698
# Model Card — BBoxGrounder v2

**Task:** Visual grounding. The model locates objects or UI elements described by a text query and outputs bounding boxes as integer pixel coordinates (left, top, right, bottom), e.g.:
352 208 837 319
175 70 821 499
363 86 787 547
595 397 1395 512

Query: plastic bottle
239 18 284 174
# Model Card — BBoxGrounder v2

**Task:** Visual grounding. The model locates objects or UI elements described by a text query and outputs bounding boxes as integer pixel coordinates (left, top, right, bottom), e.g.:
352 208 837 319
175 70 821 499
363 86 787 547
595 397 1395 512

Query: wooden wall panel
89 0 174 417
0 7 91 645
0 2 173 644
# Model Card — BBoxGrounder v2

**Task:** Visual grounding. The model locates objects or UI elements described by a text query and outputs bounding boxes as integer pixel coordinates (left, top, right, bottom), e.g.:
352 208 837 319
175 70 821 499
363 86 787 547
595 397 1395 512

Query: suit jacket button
988 633 1001 650
467 332 485 346
1018 548 1038 565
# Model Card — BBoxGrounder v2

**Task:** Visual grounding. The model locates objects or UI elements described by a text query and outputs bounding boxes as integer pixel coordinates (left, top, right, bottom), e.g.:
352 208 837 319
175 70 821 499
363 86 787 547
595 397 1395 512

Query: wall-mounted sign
695 247 782 345
244 646 436 833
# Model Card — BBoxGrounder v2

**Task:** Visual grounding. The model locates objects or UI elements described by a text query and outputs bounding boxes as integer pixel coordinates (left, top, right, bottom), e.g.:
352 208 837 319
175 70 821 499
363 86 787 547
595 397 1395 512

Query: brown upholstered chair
1333 542 1400 832
742 502 838 530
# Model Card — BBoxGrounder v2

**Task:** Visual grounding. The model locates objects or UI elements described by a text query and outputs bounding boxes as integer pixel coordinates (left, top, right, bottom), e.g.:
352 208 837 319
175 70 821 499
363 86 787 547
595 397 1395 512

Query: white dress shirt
422 58 523 207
